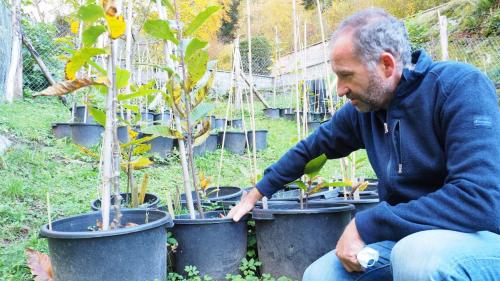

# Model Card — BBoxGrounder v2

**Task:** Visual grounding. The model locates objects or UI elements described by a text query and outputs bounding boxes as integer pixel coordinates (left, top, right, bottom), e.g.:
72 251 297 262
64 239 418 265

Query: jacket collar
397 50 433 95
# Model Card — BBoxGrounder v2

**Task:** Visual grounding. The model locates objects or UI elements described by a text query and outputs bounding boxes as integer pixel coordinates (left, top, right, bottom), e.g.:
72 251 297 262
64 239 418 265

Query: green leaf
187 50 209 86
65 48 106 80
287 180 307 191
115 68 130 89
304 154 328 178
88 106 106 126
144 19 178 44
77 4 104 23
140 125 184 139
161 0 175 14
184 38 208 61
122 104 139 113
82 25 106 47
184 6 221 36
189 102 215 122
87 60 107 76
322 181 351 187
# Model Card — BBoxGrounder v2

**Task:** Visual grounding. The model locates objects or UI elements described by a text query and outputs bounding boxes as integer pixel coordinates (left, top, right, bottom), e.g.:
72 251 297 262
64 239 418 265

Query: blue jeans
303 230 500 281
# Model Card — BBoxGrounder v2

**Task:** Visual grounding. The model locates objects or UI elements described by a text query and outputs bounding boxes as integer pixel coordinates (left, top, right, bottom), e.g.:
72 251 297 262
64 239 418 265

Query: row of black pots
71 105 172 125
219 130 268 155
264 107 333 121
40 184 379 281
52 123 129 148
210 116 243 130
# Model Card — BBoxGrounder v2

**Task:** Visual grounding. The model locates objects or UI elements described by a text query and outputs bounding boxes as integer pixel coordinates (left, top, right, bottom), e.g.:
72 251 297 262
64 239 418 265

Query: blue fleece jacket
256 50 500 244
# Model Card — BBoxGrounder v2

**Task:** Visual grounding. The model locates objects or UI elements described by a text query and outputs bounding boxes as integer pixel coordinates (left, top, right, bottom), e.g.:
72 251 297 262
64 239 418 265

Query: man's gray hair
330 8 412 70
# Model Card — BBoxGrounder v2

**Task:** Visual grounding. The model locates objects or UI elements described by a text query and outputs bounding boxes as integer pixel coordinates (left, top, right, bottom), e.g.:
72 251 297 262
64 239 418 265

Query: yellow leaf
132 144 151 155
76 145 99 159
139 173 149 204
358 181 369 192
70 20 80 34
127 127 138 140
105 14 126 39
122 157 153 170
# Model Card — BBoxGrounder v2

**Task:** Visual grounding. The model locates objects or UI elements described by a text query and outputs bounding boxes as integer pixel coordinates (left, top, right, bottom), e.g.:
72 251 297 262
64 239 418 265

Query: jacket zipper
392 120 403 174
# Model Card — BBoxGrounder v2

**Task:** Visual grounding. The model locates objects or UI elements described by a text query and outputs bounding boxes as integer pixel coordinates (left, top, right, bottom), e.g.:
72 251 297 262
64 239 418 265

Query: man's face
330 33 392 112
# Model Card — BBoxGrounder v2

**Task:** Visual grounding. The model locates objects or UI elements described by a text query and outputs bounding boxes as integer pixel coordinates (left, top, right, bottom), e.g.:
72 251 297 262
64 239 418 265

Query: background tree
239 36 272 75
217 0 240 43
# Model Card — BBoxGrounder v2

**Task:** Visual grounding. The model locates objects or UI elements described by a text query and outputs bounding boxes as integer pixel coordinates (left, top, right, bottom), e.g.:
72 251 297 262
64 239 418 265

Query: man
228 8 500 281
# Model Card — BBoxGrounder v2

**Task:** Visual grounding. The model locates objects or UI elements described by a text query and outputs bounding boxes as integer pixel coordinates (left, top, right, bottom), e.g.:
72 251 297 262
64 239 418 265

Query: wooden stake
315 0 335 113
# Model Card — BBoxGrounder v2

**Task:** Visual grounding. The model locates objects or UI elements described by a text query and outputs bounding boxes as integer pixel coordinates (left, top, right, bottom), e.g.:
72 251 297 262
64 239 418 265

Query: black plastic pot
308 112 323 122
117 125 129 143
90 192 160 211
153 112 171 125
52 123 72 139
246 130 268 151
70 123 104 147
283 112 296 121
263 108 280 119
214 118 226 130
209 116 216 129
252 202 354 280
307 121 321 131
140 111 155 125
228 119 243 129
39 209 173 281
220 131 246 155
172 211 249 280
70 105 95 123
279 108 294 117
330 198 380 217
193 141 206 157
205 133 218 152
148 136 174 158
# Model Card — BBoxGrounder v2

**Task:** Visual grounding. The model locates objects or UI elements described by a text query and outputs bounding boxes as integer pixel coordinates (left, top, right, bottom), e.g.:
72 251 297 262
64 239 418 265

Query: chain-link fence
424 36 500 86
21 17 70 92
0 0 12 98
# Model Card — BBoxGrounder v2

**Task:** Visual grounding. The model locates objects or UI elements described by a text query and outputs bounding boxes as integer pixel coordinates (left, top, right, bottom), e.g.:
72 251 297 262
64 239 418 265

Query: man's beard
349 72 390 113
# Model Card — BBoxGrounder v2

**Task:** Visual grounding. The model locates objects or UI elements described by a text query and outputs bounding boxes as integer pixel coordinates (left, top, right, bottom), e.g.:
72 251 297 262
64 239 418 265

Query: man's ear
380 52 397 78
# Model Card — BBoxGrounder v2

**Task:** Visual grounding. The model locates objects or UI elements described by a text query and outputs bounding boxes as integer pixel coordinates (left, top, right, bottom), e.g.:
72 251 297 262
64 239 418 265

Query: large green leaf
189 102 214 122
140 125 184 139
287 180 307 191
187 50 208 86
184 6 221 36
184 38 208 61
88 106 106 126
144 19 178 44
77 4 104 23
115 68 130 89
82 25 106 47
304 154 328 178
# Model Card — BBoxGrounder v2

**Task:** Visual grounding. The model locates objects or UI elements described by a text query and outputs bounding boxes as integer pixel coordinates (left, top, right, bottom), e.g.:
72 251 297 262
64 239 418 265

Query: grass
0 97 374 280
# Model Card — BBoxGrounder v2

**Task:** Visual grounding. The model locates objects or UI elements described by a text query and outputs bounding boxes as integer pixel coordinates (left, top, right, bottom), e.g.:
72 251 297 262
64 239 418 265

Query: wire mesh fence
21 17 70 92
0 0 12 97
424 36 500 86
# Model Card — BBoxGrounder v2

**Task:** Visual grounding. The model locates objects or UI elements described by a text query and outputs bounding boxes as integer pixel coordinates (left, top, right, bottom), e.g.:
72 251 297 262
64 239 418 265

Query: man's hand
335 218 365 272
227 188 263 222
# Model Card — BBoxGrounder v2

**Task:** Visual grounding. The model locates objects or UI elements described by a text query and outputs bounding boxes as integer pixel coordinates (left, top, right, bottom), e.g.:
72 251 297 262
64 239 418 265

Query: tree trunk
5 0 22 102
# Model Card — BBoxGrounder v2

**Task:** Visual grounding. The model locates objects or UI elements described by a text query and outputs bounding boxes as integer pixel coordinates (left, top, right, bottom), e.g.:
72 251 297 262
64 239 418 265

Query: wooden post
438 11 449 61
5 0 22 102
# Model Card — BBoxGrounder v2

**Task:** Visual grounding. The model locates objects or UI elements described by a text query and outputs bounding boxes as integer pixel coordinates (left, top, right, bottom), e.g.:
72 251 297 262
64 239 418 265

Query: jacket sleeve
356 70 500 244
256 104 364 198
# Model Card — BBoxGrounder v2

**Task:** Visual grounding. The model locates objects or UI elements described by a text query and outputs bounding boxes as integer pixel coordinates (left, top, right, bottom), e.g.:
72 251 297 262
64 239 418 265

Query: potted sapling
142 2 247 280
35 2 173 280
252 154 354 280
